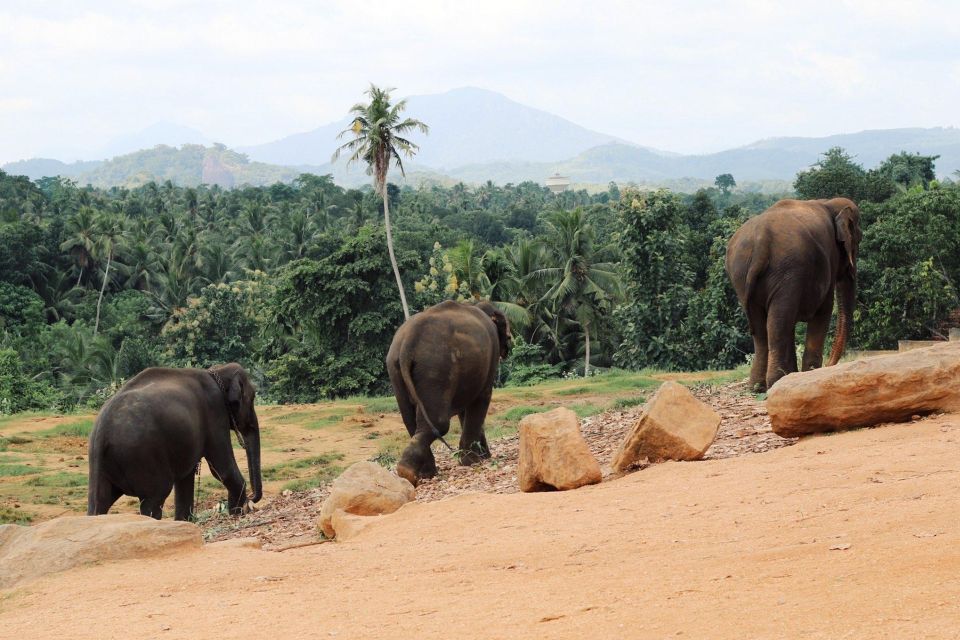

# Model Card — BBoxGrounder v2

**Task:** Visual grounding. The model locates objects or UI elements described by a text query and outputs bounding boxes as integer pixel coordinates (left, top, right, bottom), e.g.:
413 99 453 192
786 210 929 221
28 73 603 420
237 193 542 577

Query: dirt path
3 413 959 639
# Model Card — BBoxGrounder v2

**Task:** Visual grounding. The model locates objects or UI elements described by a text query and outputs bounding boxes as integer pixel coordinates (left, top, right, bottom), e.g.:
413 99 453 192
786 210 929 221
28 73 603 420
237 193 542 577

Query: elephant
87 362 262 520
725 197 861 391
387 300 512 486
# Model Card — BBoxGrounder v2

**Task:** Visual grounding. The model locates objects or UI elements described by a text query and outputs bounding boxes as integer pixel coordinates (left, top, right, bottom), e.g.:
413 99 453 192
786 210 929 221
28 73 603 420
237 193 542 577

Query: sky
1 0 959 164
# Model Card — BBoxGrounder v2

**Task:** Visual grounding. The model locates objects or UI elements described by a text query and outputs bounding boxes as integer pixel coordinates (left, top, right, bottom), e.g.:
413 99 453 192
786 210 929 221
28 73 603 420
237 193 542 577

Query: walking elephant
87 363 263 520
725 197 861 391
387 300 512 486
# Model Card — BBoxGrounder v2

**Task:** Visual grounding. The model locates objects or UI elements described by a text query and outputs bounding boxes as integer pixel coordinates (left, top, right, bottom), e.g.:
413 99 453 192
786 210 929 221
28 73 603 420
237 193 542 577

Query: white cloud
0 0 958 162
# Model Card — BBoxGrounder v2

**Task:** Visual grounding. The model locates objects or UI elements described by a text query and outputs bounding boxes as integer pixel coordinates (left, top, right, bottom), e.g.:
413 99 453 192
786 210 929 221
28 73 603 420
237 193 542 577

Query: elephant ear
227 368 244 408
489 309 512 360
834 205 859 273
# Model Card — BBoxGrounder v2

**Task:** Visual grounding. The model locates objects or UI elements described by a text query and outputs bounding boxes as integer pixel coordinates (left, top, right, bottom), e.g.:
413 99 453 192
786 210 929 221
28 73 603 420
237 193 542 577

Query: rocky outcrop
518 408 602 492
0 514 201 589
612 382 721 471
318 462 415 538
768 342 960 438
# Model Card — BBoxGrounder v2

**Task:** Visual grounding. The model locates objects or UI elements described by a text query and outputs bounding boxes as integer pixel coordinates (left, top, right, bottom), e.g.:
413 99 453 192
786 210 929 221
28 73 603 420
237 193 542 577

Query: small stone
612 382 721 471
318 462 415 538
517 408 602 492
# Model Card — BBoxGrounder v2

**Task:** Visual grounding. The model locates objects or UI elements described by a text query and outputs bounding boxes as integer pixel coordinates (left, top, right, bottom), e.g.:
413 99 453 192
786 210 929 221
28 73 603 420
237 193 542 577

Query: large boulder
318 461 415 538
612 381 721 471
518 407 602 492
768 342 960 438
0 514 201 589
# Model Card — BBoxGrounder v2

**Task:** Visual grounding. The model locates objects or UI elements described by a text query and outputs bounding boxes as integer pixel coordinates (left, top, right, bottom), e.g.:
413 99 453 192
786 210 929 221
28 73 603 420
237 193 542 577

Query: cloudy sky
1 0 958 163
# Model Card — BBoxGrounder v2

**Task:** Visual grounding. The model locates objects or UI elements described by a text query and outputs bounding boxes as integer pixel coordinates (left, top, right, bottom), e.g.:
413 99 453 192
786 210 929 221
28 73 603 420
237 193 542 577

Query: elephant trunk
827 275 856 366
245 427 263 503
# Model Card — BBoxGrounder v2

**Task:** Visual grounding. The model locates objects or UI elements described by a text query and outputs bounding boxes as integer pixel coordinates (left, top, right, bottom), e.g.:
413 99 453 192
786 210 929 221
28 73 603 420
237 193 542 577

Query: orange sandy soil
2 413 958 639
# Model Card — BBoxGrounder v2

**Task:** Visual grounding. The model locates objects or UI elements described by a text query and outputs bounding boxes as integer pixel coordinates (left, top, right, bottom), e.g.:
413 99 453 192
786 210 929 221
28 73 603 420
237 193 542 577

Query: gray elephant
87 363 262 520
387 300 511 486
725 197 861 391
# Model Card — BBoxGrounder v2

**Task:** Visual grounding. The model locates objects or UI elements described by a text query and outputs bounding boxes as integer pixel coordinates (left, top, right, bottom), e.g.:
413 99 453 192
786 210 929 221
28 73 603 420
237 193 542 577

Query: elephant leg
87 476 123 516
205 448 248 516
139 487 172 520
173 472 196 521
396 405 446 486
801 299 833 371
395 390 418 438
458 395 492 466
765 301 799 390
747 305 769 391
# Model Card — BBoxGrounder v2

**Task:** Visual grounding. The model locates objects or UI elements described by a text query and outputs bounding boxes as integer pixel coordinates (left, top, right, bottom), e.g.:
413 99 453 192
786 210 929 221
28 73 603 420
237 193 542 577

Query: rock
518 408 602 492
330 509 378 541
0 514 201 589
768 342 960 438
612 382 721 471
318 462 415 538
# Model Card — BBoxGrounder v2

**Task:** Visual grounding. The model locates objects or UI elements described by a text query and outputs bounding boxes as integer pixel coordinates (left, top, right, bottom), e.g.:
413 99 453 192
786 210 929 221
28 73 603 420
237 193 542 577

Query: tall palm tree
531 208 622 376
60 206 98 286
332 84 428 320
93 212 126 335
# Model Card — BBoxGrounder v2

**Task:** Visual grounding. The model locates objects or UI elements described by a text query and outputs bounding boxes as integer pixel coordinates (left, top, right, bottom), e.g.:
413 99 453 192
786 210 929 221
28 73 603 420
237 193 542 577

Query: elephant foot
396 462 420 487
457 442 491 466
397 441 437 487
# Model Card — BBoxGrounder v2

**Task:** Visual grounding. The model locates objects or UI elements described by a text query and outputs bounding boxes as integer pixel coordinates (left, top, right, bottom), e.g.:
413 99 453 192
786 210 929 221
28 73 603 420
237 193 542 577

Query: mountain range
4 87 960 189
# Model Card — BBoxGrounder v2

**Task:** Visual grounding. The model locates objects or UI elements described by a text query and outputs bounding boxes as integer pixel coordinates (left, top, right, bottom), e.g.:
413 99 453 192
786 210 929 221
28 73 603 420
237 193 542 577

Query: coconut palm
531 208 622 376
332 84 428 320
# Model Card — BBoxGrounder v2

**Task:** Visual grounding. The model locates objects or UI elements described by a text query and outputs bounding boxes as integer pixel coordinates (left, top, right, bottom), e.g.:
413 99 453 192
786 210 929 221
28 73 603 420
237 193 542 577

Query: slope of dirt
2 413 958 639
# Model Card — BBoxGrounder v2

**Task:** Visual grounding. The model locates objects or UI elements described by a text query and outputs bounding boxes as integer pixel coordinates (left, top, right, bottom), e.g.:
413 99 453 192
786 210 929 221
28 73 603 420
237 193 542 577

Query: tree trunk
382 186 410 320
94 250 112 336
584 321 591 377
76 266 83 287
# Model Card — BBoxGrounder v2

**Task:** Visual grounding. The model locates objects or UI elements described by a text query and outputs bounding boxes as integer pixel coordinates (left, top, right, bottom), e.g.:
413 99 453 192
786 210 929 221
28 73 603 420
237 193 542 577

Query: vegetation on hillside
0 146 957 414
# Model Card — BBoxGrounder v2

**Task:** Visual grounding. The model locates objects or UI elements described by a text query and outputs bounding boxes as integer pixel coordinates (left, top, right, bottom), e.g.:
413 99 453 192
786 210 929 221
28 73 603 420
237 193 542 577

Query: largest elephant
87 363 262 520
387 300 511 486
725 197 861 391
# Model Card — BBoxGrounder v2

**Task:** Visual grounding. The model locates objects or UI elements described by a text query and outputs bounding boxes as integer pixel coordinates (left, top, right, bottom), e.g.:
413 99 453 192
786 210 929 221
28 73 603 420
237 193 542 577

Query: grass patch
262 453 345 481
0 463 42 477
0 506 33 525
360 396 399 414
0 412 60 429
571 402 607 419
0 435 33 448
24 472 87 488
501 406 546 422
555 386 591 396
612 396 646 410
304 410 351 430
271 411 316 424
39 419 94 439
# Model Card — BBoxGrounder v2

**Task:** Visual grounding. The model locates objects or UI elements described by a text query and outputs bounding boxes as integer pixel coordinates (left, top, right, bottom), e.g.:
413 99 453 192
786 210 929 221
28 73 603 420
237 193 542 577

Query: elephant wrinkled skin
725 198 861 391
87 363 263 520
387 300 511 486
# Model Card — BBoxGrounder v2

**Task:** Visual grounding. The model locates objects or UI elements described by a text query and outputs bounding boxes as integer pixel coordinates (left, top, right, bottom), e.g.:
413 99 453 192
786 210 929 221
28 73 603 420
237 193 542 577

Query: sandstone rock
318 461 415 538
768 342 960 438
612 381 721 471
330 509 378 541
0 514 201 589
518 407 602 492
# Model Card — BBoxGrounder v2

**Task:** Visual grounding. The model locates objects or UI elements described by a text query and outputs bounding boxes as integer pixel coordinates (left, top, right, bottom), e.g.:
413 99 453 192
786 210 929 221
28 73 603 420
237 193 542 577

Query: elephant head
213 363 263 503
474 300 513 359
825 198 862 365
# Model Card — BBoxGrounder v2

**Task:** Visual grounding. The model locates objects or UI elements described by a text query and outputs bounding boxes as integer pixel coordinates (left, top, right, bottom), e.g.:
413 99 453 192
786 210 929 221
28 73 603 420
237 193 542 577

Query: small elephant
725 198 861 391
87 363 263 520
387 300 512 486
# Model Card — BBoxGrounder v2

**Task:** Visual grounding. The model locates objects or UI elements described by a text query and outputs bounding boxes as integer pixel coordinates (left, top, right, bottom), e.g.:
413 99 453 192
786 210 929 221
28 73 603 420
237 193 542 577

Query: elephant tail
743 230 770 334
397 352 454 452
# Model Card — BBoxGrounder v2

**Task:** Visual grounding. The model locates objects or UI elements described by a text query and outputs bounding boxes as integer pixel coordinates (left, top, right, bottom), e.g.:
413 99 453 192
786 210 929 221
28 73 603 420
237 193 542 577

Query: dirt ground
2 389 959 638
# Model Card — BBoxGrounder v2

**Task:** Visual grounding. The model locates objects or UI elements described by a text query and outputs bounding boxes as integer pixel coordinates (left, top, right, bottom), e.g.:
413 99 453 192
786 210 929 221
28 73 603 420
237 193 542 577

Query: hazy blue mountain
2 158 103 181
96 122 210 159
240 87 655 168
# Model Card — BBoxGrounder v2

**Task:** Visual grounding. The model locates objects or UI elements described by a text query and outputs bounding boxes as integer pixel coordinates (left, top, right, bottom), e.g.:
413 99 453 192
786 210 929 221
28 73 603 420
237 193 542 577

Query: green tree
333 85 429 320
794 147 867 201
714 173 736 195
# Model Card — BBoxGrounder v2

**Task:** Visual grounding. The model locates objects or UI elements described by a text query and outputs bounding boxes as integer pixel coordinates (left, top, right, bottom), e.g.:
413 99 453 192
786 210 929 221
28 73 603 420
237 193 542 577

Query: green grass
271 411 316 424
359 396 399 414
38 419 94 439
501 406 545 422
262 453 345 482
555 386 591 396
24 472 87 488
0 411 59 429
571 402 607 419
612 396 646 410
304 410 351 430
0 463 42 477
0 506 33 525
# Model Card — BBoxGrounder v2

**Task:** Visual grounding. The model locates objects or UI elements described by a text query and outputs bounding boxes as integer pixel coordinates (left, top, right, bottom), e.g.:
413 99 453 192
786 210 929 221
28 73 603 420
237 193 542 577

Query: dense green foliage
1 145 957 413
